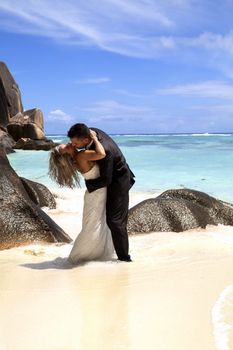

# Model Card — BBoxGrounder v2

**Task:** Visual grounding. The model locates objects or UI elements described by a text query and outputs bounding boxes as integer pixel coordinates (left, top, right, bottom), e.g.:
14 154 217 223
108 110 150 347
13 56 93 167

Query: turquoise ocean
7 133 233 203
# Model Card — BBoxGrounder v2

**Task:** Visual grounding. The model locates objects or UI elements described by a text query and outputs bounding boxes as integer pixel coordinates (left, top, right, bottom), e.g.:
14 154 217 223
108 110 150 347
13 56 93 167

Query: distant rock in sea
0 62 56 152
0 146 72 250
128 189 233 234
14 137 57 151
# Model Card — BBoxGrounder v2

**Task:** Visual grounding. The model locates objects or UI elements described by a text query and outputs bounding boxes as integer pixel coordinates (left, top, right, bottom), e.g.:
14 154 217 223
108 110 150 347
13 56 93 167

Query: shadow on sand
20 257 85 270
20 257 118 270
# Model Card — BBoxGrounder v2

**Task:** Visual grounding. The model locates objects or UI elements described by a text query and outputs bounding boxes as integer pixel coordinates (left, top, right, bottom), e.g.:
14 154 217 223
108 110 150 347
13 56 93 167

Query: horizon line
46 132 233 136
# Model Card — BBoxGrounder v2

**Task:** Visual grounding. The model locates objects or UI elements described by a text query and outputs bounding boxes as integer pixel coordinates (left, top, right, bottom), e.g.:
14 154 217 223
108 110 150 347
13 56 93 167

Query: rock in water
0 62 23 118
127 189 233 234
13 138 57 150
0 146 72 250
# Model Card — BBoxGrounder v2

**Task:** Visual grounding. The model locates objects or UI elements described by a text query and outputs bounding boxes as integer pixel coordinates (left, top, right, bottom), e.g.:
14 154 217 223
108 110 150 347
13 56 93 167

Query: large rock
7 123 45 141
0 78 10 128
20 177 56 209
127 189 233 234
0 129 15 154
0 62 23 118
7 109 46 141
13 138 57 150
0 146 72 250
0 62 53 151
24 108 44 130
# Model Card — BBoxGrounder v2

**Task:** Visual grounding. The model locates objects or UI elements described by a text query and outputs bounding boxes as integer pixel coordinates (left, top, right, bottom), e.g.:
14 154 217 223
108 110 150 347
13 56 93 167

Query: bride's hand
90 130 98 141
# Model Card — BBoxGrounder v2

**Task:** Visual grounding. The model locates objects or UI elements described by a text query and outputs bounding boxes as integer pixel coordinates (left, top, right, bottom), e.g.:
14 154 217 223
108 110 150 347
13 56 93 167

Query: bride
49 130 115 263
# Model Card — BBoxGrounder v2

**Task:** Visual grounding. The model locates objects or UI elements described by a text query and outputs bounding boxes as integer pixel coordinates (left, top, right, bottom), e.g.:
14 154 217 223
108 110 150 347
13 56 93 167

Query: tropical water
7 133 233 202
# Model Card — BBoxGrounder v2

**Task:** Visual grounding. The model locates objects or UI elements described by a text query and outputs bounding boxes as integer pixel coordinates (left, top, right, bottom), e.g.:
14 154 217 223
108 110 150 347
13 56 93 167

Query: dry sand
0 189 233 350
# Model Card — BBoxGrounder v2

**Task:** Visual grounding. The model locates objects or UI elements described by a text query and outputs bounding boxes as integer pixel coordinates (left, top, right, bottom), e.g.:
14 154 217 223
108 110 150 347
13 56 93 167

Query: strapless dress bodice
82 164 100 180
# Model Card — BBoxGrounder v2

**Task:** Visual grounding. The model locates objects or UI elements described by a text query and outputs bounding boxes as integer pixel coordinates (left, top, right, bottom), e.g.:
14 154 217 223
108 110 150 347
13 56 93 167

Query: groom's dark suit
85 128 135 261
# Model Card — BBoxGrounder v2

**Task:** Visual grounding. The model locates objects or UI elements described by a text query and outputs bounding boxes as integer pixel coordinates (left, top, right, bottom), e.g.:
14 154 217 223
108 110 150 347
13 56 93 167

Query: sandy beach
0 189 233 350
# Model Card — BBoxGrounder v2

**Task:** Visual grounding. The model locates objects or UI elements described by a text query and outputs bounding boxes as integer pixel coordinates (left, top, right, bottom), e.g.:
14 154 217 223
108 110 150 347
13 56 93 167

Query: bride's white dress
68 164 115 263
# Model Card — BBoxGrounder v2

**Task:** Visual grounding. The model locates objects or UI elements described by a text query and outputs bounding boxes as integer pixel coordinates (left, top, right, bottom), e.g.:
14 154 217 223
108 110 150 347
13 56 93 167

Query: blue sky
1 1 233 134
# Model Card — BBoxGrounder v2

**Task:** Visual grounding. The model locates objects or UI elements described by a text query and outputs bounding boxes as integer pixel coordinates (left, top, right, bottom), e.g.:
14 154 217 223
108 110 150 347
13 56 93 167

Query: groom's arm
85 153 114 192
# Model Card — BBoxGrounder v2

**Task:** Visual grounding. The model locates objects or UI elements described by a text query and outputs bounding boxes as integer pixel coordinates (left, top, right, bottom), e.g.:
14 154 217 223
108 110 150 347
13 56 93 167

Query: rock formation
0 146 72 250
127 189 233 234
14 138 56 150
0 62 56 152
0 129 15 154
0 62 23 118
0 78 10 128
7 108 46 142
20 177 56 209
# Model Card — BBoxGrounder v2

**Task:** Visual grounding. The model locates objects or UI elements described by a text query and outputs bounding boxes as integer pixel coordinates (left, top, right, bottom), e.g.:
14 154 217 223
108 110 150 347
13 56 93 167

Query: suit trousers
106 178 131 261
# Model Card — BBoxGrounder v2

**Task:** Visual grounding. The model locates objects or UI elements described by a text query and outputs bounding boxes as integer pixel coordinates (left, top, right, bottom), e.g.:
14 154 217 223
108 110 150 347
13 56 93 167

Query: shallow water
7 133 233 202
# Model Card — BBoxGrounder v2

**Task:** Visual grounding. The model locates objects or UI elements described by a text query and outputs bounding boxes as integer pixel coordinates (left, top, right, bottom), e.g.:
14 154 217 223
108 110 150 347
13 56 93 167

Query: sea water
7 133 233 202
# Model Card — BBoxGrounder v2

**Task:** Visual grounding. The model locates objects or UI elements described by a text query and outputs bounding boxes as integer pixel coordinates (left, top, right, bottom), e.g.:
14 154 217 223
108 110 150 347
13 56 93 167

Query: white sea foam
191 133 232 136
51 139 63 143
212 285 233 350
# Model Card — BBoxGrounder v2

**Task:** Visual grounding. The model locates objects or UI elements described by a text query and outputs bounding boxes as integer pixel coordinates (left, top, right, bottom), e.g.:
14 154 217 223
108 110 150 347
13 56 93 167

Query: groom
67 123 135 262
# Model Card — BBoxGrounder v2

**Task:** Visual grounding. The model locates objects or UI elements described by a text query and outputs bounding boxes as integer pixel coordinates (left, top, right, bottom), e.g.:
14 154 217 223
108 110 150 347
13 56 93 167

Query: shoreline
0 190 233 349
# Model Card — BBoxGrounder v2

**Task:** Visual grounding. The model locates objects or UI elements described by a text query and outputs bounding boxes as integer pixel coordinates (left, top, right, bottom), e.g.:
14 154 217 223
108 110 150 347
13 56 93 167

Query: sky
1 0 233 134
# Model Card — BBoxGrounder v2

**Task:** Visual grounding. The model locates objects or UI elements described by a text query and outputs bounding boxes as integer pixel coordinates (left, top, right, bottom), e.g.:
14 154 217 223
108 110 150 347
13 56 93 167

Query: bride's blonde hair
49 147 80 188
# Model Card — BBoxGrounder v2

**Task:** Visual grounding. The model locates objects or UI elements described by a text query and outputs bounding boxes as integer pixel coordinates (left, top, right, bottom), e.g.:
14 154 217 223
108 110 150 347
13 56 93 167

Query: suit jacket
85 128 135 193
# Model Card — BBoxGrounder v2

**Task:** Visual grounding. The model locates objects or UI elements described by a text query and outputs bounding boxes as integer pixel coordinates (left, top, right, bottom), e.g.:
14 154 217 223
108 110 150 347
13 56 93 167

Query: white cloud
191 104 233 113
188 32 233 55
47 109 73 122
75 77 110 84
77 100 157 122
156 81 233 99
114 89 150 98
1 0 233 67
0 0 208 58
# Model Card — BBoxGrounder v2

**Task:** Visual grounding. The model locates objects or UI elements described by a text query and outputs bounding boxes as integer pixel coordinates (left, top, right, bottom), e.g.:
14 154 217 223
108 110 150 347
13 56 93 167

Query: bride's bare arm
77 132 106 161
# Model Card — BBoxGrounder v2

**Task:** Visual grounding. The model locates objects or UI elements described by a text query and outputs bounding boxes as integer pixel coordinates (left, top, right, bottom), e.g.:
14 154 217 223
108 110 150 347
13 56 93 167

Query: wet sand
0 190 233 349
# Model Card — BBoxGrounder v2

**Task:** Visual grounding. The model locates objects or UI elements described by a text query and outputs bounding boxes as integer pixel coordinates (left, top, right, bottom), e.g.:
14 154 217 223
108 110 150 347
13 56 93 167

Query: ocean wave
191 133 232 137
212 284 233 350
51 139 63 143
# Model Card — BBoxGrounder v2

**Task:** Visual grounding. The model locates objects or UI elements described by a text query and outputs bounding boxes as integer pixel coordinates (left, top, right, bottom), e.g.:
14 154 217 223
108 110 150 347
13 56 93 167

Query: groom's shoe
118 256 132 262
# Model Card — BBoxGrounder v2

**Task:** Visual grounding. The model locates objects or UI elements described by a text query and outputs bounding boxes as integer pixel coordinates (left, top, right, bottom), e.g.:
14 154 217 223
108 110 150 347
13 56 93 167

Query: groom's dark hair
67 123 91 139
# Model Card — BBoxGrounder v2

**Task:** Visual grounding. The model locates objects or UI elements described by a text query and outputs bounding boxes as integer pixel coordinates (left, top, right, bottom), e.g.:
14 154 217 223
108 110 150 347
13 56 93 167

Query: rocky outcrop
0 62 54 151
7 109 46 142
0 130 15 154
0 78 10 128
20 177 56 209
23 108 44 130
14 138 57 150
0 62 23 118
0 146 72 250
127 189 233 234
